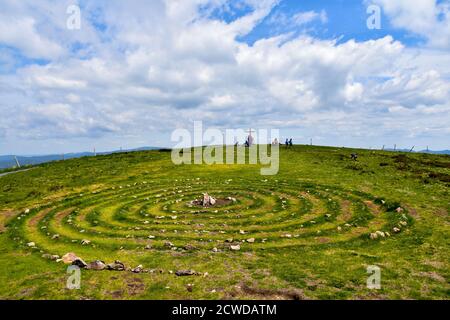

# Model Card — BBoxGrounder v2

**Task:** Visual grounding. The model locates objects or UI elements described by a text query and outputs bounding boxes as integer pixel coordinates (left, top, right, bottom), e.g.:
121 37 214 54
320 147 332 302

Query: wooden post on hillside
394 144 396 151
409 146 415 152
382 145 385 151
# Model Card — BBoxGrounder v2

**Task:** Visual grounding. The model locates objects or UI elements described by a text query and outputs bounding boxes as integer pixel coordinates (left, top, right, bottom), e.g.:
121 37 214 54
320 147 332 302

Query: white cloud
0 0 449 152
371 0 450 48
293 10 327 26
0 16 63 59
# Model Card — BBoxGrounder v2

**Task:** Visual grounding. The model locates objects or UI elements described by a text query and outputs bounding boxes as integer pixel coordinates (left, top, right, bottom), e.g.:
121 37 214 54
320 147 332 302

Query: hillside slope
0 146 448 299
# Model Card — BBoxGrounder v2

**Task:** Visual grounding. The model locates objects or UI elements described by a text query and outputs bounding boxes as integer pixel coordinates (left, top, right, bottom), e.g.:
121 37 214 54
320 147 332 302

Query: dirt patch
434 208 448 218
338 200 352 221
16 287 36 298
28 208 53 227
110 289 124 299
404 205 419 218
126 276 145 296
422 260 445 269
54 208 75 226
0 210 18 232
239 283 307 300
427 172 450 183
364 200 381 215
417 271 446 283
316 237 331 244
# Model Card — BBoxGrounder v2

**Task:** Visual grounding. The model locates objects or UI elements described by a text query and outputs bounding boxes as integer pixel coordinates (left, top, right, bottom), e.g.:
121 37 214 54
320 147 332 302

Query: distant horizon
1 143 449 158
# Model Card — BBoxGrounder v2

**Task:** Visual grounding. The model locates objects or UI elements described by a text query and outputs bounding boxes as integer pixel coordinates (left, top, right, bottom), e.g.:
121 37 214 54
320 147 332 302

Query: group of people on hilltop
271 138 293 147
235 137 294 147
285 138 293 148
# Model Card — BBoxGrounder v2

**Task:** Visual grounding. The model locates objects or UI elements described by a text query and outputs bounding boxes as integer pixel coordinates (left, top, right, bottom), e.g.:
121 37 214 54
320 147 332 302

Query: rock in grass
230 244 241 251
393 227 401 233
72 258 88 268
81 239 91 245
164 241 174 248
87 260 106 270
184 244 196 251
369 233 378 240
246 238 255 243
51 234 60 240
24 209 30 214
27 242 36 247
376 231 385 238
131 265 143 273
144 244 152 250
175 270 196 276
106 260 125 271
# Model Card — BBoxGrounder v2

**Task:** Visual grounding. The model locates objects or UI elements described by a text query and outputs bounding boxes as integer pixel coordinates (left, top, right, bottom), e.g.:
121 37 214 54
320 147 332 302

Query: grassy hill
0 146 448 299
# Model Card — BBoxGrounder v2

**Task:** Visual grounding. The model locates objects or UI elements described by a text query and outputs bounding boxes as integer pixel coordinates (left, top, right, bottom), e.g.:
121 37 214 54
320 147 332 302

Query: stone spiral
9 178 412 261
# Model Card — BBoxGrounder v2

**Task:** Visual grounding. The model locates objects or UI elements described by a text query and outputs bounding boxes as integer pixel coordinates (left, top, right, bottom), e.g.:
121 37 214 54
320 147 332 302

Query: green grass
0 145 448 299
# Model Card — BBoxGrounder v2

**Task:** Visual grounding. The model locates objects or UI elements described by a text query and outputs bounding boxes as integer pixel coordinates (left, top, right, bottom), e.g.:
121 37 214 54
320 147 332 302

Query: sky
0 0 449 155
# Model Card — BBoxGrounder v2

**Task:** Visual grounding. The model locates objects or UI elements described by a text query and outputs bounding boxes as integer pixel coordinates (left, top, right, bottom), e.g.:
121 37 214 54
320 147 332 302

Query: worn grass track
0 146 448 299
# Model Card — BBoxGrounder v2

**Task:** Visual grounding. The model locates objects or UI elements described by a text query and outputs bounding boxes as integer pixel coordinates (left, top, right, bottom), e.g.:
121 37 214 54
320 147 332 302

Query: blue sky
0 0 449 155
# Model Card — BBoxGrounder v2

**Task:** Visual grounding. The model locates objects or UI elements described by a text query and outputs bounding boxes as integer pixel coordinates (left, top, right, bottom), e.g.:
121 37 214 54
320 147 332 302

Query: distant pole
426 146 429 153
94 147 96 157
409 146 415 152
382 145 385 151
394 144 396 151
14 156 21 168
62 153 65 161
310 138 312 146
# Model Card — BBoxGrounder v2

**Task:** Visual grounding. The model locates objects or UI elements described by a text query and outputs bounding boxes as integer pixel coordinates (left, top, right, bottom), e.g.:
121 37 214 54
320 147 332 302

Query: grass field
0 145 448 300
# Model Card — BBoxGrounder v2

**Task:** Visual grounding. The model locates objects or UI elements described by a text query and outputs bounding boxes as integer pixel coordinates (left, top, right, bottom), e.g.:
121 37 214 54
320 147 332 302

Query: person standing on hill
285 138 289 148
289 138 293 147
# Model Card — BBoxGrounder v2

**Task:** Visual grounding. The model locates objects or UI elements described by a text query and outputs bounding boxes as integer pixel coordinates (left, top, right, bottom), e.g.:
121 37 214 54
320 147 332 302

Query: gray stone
131 265 144 273
106 260 126 271
230 244 241 251
175 270 196 276
87 260 106 270
72 258 88 268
